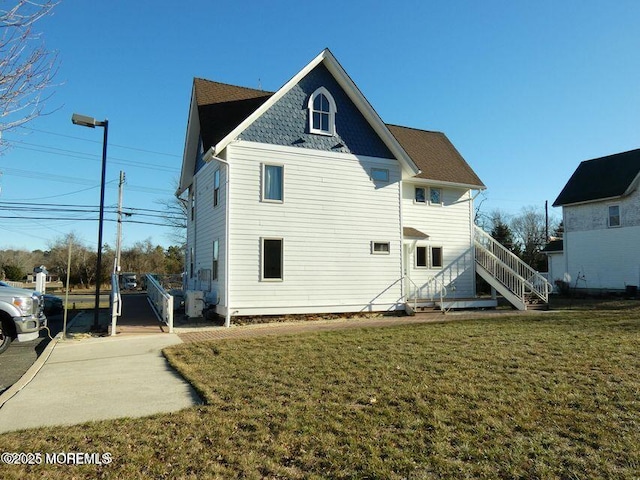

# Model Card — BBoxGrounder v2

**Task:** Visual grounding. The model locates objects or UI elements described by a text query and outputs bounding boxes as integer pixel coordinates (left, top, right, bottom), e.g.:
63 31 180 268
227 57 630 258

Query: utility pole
545 200 549 241
115 171 125 274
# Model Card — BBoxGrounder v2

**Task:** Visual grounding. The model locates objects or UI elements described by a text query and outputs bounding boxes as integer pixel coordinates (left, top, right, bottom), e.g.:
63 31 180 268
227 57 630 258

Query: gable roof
194 78 273 151
553 148 640 206
205 49 420 176
179 49 486 194
387 125 485 188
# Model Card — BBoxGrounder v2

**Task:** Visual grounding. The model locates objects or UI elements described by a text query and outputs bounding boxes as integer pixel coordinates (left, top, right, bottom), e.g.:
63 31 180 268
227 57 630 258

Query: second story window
308 87 336 135
263 164 284 202
371 168 389 183
190 187 195 221
430 187 442 205
608 205 621 227
213 169 220 207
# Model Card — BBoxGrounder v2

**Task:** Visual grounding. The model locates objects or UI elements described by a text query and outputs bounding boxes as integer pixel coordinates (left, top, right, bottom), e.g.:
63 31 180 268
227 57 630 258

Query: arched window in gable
308 87 337 135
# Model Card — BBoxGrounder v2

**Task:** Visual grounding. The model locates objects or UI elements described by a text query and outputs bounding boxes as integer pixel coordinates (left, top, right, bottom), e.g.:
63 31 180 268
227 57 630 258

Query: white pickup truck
0 282 47 354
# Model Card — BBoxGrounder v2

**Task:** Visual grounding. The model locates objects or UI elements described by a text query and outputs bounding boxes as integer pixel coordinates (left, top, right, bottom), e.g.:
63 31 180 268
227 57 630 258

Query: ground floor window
262 238 283 280
416 246 428 267
372 241 391 254
212 240 219 280
431 246 443 268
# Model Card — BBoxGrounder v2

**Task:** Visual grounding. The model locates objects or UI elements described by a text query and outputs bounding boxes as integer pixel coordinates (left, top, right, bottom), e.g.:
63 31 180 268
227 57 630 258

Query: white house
552 149 640 293
177 49 549 324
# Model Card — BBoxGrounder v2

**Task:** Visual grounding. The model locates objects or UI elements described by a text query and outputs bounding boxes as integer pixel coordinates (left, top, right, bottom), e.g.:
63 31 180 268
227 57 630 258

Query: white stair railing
404 276 419 312
146 274 174 333
474 226 551 304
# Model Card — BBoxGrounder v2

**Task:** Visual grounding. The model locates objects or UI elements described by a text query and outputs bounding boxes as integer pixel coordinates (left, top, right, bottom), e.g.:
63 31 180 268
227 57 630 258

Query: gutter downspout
204 148 232 328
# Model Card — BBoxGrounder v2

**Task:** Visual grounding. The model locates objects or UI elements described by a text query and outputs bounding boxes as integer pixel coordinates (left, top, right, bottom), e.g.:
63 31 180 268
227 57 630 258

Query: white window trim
429 187 443 206
415 245 428 268
261 163 285 204
608 204 621 228
261 237 284 282
371 241 391 255
308 86 337 136
190 187 195 221
213 169 220 208
414 186 426 204
212 239 219 281
371 168 390 183
430 246 444 269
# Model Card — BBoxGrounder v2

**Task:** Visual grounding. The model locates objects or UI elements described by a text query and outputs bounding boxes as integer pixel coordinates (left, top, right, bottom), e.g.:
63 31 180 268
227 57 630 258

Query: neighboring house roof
387 125 485 189
553 148 640 206
541 238 563 253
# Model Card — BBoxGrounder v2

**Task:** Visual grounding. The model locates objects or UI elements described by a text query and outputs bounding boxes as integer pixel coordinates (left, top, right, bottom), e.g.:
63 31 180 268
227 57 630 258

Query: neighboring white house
177 49 549 323
552 148 640 293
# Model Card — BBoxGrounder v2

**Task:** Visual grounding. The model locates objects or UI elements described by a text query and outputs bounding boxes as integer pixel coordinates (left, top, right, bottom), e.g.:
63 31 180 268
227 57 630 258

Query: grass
0 305 638 479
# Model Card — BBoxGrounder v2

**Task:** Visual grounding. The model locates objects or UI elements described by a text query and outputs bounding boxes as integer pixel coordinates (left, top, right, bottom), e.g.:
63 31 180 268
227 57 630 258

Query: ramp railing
146 274 174 333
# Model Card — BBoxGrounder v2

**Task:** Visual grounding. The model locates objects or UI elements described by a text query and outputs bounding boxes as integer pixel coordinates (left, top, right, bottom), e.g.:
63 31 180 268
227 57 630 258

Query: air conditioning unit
185 290 204 318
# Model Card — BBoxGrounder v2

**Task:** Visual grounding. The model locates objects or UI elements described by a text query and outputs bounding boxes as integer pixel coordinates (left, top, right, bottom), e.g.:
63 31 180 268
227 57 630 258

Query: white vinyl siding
186 158 227 299
227 141 403 315
402 182 475 299
565 226 640 290
562 189 640 291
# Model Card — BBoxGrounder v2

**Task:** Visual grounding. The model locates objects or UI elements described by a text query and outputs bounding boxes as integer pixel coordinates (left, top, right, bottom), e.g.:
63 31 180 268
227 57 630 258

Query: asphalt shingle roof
193 78 485 188
194 78 273 150
386 125 485 188
553 149 640 206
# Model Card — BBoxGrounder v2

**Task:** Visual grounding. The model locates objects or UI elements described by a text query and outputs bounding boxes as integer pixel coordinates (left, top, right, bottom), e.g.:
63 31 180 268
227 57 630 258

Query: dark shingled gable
553 148 640 206
387 125 485 188
192 77 485 188
193 78 273 150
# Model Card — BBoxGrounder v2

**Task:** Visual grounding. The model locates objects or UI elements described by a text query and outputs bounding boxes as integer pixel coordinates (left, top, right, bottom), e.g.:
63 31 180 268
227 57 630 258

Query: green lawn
0 306 638 479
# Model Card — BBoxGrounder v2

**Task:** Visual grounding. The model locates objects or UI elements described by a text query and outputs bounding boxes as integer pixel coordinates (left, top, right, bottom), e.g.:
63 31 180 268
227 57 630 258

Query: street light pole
71 113 109 331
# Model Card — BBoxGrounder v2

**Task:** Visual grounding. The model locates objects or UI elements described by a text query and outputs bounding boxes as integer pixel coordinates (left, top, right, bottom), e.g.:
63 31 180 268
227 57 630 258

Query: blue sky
1 0 639 252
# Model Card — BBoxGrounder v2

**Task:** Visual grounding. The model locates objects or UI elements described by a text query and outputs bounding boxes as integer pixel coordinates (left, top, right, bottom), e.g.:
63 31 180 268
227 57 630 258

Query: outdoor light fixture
71 112 109 331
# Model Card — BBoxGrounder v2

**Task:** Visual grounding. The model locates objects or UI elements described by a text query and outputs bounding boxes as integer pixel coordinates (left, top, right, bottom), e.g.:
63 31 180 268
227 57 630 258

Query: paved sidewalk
0 334 201 434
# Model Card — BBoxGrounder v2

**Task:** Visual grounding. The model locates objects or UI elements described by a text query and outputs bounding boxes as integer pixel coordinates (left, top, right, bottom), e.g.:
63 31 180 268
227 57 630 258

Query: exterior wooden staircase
474 226 551 310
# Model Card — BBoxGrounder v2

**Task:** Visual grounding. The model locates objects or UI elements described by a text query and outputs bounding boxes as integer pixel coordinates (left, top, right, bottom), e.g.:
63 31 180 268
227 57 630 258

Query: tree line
0 234 184 288
476 205 562 273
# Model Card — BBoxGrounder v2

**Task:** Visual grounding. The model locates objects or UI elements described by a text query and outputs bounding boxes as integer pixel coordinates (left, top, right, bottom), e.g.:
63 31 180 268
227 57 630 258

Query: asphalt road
0 312 64 395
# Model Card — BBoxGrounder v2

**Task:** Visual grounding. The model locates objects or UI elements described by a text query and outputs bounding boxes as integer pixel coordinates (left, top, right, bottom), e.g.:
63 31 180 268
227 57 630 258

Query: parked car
1 282 63 316
43 294 64 315
0 281 47 354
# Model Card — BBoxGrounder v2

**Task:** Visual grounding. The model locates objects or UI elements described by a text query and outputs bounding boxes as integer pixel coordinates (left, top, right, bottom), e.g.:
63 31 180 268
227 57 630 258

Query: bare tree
0 0 59 147
510 206 554 271
155 178 187 246
46 233 97 288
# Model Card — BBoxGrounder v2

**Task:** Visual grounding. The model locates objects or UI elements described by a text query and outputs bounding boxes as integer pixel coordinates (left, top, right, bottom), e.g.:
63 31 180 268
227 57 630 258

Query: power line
7 140 180 173
17 125 181 158
0 200 183 218
0 168 172 195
